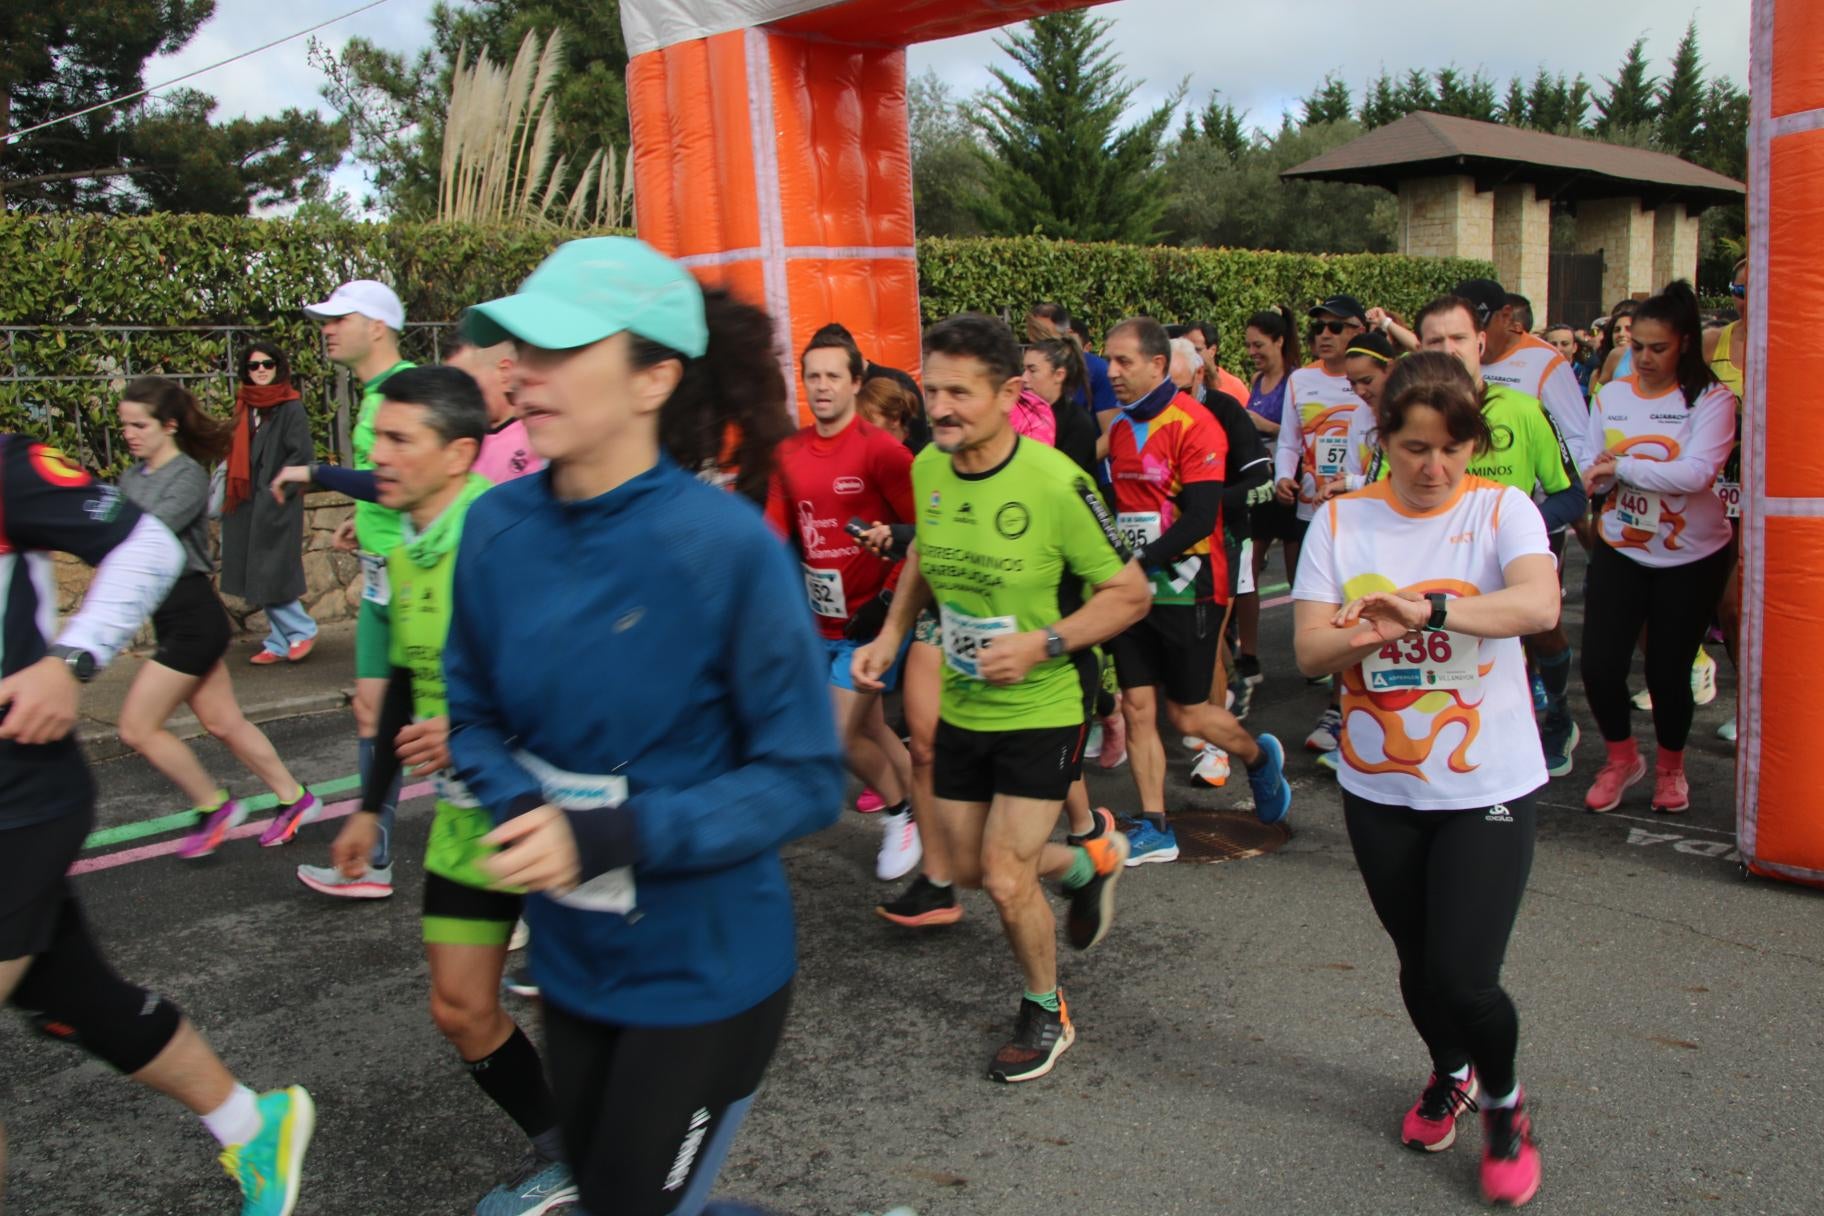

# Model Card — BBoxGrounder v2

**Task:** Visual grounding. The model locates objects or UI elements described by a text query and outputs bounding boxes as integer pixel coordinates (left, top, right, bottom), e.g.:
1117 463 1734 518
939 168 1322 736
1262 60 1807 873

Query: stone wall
1397 175 1495 263
1651 203 1702 293
1492 185 1552 323
54 492 364 647
1575 197 1655 307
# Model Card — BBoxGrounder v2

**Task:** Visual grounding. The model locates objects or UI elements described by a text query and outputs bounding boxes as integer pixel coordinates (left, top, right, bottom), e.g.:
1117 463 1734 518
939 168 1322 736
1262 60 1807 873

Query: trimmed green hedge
1 215 1492 466
919 235 1494 365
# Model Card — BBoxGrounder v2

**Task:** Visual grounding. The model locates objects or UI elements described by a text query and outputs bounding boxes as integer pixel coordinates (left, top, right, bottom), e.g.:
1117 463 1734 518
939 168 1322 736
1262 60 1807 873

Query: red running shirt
1106 393 1229 605
764 414 915 639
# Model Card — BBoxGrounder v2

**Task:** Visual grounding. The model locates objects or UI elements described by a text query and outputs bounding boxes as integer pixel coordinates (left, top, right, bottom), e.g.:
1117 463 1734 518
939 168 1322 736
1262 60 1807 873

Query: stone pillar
1652 202 1702 289
1492 184 1552 323
1575 196 1655 306
1397 175 1494 263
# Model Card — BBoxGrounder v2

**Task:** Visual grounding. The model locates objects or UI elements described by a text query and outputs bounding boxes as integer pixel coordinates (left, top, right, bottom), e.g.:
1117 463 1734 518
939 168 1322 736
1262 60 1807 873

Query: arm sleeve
1581 390 1609 480
1614 390 1737 494
0 443 181 667
445 528 550 821
566 537 846 880
872 434 917 593
1274 382 1305 482
362 666 414 813
1538 357 1592 468
312 464 379 502
138 461 210 536
1140 481 1223 568
1290 503 1340 603
1211 394 1270 517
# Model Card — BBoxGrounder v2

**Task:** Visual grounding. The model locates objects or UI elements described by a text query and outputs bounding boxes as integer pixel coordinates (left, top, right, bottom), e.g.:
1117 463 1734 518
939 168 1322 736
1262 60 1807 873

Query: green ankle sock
1024 988 1061 1013
195 790 229 814
1059 846 1096 891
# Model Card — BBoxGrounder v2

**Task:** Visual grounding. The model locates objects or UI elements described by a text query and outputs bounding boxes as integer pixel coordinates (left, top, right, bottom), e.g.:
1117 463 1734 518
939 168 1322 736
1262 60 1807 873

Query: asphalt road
3 552 1819 1216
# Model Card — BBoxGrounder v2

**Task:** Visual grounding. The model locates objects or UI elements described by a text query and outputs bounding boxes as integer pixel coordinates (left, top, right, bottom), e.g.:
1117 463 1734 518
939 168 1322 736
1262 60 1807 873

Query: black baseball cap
1309 295 1367 325
1452 278 1509 328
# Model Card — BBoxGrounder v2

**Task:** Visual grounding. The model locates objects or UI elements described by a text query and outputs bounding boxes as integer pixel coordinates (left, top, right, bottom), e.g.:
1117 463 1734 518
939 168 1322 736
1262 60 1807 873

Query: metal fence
0 322 456 472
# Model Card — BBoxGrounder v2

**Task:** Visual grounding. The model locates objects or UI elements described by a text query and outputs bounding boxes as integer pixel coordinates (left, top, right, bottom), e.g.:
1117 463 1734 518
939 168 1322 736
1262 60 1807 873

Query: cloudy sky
143 0 1750 213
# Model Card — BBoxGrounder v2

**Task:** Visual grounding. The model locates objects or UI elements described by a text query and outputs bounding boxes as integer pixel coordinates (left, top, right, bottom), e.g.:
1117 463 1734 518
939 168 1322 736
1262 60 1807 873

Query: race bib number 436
1362 631 1480 692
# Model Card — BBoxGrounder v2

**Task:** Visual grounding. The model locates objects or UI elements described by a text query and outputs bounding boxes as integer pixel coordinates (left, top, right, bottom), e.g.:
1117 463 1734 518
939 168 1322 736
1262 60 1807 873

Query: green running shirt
351 361 414 554
913 437 1129 732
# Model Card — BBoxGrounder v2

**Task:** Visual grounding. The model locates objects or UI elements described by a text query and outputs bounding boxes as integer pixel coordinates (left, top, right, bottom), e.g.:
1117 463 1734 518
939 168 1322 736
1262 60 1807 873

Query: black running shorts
149 572 232 678
933 719 1085 804
1111 602 1221 707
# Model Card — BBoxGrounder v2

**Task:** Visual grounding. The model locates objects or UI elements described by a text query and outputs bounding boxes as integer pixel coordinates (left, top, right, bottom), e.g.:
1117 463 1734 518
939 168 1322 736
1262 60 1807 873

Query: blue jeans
262 600 318 656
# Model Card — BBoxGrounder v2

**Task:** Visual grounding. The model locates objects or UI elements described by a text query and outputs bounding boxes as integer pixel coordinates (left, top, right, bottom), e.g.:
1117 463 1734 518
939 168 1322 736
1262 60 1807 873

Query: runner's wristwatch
48 644 97 682
1044 628 1066 658
1423 594 1448 633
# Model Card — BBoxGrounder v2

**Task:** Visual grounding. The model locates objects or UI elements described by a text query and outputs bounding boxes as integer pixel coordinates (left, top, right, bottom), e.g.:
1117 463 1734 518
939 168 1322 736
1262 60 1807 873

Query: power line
3 0 397 146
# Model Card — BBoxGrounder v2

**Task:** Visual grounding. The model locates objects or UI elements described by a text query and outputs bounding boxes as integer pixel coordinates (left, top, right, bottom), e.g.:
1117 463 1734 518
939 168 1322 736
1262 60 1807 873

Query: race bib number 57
1362 631 1480 692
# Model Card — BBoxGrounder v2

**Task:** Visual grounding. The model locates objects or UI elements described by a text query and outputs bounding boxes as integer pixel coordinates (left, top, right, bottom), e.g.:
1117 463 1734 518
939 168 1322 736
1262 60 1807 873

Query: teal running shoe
221 1086 314 1216
476 1153 578 1215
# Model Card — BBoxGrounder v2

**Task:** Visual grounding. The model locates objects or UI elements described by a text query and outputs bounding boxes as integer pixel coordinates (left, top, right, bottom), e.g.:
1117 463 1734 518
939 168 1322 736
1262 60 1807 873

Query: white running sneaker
1631 688 1653 711
1191 744 1230 788
1181 735 1207 752
876 810 921 881
1717 717 1738 743
509 918 530 952
1084 721 1104 760
296 862 394 900
1691 648 1718 707
1306 707 1342 753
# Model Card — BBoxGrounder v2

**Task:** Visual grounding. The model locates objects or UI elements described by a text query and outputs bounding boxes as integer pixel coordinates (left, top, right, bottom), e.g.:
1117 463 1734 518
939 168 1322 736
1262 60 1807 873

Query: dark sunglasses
1309 319 1355 336
246 358 277 370
1729 283 1747 298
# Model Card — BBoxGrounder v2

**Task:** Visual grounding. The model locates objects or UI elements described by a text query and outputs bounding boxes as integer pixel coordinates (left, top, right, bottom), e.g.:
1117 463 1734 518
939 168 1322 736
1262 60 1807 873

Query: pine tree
1656 19 1706 160
1301 72 1355 126
1186 92 1250 165
1396 69 1438 114
1501 77 1529 126
1360 71 1403 129
1596 37 1658 135
970 11 1180 243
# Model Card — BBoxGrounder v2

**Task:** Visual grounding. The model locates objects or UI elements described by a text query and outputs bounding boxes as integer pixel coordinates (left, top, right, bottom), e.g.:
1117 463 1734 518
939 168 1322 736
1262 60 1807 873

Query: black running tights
543 982 791 1216
1342 791 1537 1098
1580 540 1734 750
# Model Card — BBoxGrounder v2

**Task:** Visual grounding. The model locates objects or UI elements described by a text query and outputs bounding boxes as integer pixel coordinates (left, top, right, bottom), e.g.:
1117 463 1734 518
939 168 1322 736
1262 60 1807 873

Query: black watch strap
1045 628 1066 658
48 643 97 682
1424 593 1449 633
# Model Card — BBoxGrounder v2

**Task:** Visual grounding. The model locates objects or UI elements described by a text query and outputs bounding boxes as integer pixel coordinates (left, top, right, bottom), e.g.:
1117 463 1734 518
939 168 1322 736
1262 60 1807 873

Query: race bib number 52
1362 631 1479 692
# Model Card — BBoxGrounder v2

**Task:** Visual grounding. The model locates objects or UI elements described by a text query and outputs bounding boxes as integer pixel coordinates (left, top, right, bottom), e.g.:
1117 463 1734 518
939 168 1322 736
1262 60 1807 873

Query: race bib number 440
1362 631 1480 692
941 605 1018 679
1614 484 1662 533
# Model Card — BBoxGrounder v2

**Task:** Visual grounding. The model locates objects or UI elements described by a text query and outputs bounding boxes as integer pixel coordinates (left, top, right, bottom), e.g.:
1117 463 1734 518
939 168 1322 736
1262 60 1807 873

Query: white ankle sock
202 1084 261 1147
1485 1085 1521 1109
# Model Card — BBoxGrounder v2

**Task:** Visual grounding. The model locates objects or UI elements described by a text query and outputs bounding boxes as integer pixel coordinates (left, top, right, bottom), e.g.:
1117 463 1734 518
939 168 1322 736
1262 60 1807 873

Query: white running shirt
1274 366 1368 522
1482 334 1591 468
1294 478 1551 810
1585 377 1737 568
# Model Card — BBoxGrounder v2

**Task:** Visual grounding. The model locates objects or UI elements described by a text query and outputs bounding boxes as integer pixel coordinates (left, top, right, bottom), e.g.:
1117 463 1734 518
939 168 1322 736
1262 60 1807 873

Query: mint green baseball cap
462 237 708 357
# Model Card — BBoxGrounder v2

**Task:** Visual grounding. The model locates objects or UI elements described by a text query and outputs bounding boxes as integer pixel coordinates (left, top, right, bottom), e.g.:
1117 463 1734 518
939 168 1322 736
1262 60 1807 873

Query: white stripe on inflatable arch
745 26 798 420
1739 0 1772 866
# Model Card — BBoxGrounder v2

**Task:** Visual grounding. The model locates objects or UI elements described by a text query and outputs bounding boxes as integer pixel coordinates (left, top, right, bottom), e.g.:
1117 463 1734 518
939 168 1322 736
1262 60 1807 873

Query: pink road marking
70 782 435 876
1262 593 1292 609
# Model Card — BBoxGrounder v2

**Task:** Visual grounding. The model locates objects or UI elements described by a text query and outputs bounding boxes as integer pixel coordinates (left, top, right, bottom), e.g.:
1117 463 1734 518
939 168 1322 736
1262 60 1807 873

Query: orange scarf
225 382 300 513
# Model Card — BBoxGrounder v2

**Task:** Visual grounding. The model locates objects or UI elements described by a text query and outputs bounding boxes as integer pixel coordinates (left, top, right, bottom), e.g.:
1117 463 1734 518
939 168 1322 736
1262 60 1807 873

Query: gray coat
219 397 313 605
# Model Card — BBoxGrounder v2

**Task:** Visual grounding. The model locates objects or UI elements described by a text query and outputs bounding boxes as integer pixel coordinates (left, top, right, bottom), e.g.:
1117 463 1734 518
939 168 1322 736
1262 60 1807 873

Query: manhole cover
1170 809 1292 864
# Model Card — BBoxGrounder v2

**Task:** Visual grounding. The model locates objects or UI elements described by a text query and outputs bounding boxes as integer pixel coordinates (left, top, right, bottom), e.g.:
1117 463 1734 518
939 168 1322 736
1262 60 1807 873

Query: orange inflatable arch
621 0 1824 890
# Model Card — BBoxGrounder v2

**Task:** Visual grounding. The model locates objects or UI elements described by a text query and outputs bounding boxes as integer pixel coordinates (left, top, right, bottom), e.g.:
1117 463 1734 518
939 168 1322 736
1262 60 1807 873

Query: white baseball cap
304 279 405 330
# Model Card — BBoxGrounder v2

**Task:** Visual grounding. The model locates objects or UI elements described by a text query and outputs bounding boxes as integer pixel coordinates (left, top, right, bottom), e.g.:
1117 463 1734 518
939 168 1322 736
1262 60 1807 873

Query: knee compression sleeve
10 905 182 1075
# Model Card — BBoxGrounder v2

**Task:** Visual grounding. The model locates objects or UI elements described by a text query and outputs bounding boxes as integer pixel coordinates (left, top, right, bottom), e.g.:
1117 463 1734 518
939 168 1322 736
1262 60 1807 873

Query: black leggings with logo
1342 790 1538 1099
544 981 791 1216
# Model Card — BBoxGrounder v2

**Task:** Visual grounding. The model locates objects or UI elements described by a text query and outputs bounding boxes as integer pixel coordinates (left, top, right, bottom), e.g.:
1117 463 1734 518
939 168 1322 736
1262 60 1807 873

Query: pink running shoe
1651 766 1690 814
259 792 321 847
1480 1094 1542 1207
1401 1068 1479 1152
1584 752 1646 813
855 788 886 814
177 801 248 860
1097 712 1128 770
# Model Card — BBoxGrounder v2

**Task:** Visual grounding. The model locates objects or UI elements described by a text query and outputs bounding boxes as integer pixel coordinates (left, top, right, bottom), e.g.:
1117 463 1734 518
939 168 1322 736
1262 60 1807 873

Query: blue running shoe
221 1086 314 1216
1249 734 1292 825
476 1153 578 1215
1122 818 1180 866
1530 672 1548 714
1541 717 1580 779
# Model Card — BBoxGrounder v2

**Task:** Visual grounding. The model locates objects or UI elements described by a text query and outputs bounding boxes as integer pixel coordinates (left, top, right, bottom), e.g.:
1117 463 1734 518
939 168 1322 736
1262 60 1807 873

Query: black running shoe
1236 653 1264 688
987 994 1075 1083
1066 805 1116 847
874 875 962 927
1228 678 1253 722
1064 829 1129 950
